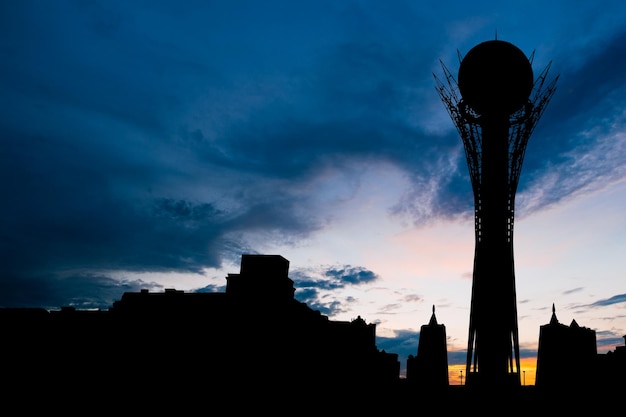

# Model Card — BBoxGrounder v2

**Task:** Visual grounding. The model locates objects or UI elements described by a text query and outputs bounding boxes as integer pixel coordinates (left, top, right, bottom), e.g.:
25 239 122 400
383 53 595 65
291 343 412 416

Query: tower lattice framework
434 48 558 387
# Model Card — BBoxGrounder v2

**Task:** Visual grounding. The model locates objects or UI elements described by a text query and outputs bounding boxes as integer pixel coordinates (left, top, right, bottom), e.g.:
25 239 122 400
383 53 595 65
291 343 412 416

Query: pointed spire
549 303 559 325
429 304 438 325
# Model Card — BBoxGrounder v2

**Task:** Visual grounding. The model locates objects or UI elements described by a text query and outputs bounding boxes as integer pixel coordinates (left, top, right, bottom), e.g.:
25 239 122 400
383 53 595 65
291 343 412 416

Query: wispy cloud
563 287 585 295
588 294 626 307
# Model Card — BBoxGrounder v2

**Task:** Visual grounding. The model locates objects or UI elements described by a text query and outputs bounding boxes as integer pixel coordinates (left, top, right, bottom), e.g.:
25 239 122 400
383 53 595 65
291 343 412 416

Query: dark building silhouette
435 39 558 388
595 335 626 390
406 305 449 388
535 303 597 390
1 254 399 400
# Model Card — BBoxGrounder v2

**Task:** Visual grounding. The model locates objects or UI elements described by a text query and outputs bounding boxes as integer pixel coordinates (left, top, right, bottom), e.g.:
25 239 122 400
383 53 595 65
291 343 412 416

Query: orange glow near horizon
448 357 537 385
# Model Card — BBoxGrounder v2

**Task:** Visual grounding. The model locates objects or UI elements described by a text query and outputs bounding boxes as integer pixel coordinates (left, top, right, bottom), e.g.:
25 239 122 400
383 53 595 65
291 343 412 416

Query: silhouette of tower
435 40 558 388
406 305 449 388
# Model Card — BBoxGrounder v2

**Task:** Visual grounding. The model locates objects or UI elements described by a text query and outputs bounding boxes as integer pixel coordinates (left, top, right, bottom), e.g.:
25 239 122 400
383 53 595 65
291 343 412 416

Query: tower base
465 371 520 389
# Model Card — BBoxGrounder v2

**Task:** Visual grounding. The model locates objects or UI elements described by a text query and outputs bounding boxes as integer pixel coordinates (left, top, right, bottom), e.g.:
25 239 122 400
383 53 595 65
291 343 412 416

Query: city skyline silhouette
2 253 624 410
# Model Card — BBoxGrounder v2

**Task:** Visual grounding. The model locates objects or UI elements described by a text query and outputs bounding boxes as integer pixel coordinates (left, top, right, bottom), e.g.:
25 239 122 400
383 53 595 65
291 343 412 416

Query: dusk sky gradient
2 1 625 382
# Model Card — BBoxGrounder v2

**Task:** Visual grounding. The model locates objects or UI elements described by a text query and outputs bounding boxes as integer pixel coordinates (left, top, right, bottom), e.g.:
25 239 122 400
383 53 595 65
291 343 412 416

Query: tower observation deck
434 40 558 388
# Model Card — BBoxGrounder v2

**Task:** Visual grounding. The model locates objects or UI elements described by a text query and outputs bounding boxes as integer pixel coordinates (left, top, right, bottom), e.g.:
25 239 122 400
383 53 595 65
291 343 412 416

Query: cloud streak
589 294 626 308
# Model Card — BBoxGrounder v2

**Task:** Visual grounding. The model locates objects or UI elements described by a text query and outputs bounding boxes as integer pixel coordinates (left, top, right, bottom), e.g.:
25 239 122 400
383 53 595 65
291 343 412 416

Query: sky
1 0 626 384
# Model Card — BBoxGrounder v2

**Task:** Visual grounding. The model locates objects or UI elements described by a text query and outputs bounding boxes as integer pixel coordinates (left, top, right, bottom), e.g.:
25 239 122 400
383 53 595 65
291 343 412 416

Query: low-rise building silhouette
595 334 626 389
1 254 400 397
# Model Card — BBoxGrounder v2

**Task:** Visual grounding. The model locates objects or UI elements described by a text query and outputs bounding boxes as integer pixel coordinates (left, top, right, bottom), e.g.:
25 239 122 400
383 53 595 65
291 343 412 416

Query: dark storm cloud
198 36 473 222
0 271 152 310
0 0 333 308
0 127 226 276
0 2 199 137
324 265 379 285
197 35 447 172
0 121 322 308
292 265 379 290
289 265 380 315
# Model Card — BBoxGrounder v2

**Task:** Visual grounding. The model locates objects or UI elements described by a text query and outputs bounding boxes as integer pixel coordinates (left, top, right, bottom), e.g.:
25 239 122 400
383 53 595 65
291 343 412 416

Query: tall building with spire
406 305 449 388
535 303 597 390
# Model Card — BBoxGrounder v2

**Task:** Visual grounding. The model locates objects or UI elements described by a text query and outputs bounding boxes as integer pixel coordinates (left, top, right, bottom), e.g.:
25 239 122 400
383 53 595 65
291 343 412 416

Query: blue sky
1 0 625 378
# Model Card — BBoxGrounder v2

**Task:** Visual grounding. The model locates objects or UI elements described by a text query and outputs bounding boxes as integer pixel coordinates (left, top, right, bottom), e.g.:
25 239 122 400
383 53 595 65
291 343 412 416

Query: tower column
469 115 518 386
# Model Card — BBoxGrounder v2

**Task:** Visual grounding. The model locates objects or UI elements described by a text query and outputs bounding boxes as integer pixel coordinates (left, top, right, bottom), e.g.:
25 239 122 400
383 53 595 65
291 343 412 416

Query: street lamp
460 370 464 386
523 370 526 386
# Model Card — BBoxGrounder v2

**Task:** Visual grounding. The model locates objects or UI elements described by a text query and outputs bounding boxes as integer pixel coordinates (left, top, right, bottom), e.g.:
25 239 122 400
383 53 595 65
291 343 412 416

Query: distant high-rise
406 305 449 388
435 39 557 388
